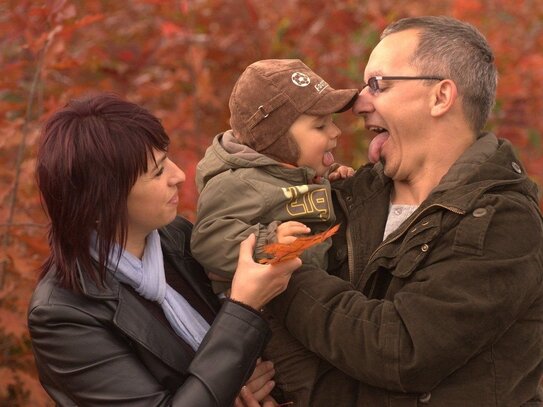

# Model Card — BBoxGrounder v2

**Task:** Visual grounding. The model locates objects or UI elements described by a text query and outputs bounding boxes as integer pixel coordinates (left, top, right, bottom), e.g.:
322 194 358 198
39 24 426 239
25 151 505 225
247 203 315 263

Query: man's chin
381 159 395 178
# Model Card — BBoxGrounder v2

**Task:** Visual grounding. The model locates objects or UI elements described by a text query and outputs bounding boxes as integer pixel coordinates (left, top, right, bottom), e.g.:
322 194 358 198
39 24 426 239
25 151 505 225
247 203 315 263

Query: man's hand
234 359 278 407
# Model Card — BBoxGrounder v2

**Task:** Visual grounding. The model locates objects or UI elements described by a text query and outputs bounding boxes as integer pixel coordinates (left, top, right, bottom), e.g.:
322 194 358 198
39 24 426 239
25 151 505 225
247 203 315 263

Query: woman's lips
168 193 179 205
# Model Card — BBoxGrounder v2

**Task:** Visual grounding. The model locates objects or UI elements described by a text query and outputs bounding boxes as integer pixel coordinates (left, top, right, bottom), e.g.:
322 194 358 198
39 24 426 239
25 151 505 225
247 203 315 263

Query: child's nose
331 123 341 138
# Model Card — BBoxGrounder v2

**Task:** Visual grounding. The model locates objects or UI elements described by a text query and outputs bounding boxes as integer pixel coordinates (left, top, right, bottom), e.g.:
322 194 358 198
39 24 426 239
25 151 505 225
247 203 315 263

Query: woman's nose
170 162 186 185
177 168 186 183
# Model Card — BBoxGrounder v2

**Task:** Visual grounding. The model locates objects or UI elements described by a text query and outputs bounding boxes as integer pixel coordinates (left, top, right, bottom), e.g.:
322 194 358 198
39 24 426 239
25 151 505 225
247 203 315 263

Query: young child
191 59 358 404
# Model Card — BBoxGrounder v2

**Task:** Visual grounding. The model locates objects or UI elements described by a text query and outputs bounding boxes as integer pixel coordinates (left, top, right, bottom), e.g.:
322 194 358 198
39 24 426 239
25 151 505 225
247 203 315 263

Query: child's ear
429 79 457 118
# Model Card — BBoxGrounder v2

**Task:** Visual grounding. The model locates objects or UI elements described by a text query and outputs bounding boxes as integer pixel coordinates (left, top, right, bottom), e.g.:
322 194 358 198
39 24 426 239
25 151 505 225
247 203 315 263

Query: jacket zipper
335 192 356 284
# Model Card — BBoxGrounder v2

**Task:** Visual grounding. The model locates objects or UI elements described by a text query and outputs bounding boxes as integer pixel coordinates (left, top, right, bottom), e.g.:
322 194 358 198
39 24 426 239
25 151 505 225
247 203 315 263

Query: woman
28 93 301 406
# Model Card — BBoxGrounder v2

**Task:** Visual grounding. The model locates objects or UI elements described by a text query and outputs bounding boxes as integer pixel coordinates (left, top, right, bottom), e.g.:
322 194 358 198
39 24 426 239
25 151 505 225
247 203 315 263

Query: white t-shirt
383 203 418 240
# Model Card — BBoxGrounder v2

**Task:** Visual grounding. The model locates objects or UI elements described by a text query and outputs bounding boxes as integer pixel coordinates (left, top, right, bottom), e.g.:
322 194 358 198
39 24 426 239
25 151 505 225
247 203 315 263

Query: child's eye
316 125 325 130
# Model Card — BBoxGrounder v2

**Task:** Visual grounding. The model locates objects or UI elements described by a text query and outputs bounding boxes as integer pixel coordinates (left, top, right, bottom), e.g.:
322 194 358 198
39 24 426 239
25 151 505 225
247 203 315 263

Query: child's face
289 114 341 177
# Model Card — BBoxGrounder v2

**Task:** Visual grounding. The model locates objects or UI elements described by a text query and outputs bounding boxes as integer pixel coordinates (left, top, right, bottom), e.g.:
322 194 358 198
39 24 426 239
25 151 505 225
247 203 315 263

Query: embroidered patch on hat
291 72 310 87
314 80 329 93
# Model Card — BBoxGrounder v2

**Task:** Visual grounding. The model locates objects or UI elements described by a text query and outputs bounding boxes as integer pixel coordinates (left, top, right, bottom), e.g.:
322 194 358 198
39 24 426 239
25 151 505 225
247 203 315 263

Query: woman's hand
234 359 277 407
230 234 301 310
276 221 310 244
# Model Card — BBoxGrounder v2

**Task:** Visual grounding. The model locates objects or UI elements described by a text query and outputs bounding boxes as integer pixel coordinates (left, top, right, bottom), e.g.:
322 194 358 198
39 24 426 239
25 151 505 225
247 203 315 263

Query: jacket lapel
78 260 194 373
114 284 194 372
159 218 222 315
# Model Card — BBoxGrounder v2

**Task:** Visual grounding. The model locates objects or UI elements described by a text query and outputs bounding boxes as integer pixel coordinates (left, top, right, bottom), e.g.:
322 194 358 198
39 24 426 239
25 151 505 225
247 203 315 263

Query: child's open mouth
323 150 335 167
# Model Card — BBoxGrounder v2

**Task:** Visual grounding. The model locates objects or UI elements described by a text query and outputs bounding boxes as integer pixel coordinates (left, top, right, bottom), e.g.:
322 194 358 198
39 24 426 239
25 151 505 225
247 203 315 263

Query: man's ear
430 79 457 118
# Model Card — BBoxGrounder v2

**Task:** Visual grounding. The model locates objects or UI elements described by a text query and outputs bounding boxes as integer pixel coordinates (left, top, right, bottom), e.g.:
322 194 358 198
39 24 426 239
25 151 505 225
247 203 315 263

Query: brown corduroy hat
229 59 358 164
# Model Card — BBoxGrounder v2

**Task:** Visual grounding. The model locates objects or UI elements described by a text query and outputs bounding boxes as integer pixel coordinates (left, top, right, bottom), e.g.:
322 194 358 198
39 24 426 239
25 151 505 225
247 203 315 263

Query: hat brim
305 88 359 116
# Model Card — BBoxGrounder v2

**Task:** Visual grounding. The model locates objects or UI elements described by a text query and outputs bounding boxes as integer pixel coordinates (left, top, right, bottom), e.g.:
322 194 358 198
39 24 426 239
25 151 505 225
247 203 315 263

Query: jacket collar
197 131 318 188
347 133 538 214
425 133 538 212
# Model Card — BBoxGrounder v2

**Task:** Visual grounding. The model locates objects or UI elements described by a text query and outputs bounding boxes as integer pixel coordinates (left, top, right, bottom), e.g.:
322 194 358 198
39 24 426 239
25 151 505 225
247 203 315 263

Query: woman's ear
429 79 457 118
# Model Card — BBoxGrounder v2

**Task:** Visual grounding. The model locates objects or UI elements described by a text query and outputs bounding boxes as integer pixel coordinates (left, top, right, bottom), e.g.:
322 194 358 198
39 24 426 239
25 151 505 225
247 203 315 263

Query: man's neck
391 154 459 205
391 126 476 205
392 179 437 205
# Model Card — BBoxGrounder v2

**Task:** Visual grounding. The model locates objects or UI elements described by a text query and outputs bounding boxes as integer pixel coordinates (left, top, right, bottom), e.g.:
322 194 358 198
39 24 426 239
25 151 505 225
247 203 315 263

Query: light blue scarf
90 230 210 351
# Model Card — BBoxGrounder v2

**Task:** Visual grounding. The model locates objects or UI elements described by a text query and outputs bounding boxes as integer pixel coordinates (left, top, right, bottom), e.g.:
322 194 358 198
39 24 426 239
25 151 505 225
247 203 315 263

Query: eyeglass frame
362 76 445 94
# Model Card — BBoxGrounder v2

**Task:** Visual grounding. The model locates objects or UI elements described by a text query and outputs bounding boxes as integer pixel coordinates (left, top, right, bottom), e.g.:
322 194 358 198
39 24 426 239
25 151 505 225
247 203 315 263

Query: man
268 16 543 406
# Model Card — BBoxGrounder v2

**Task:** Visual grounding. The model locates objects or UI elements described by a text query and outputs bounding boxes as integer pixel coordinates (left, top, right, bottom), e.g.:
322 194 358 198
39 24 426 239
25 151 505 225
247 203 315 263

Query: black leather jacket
28 217 271 406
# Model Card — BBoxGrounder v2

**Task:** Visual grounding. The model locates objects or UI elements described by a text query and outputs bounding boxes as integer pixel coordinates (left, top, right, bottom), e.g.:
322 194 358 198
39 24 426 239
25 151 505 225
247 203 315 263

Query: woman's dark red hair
36 93 170 291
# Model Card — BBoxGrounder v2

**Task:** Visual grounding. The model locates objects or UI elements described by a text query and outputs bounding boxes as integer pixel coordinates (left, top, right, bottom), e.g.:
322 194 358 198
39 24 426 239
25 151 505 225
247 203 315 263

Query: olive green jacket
192 131 336 291
269 134 543 406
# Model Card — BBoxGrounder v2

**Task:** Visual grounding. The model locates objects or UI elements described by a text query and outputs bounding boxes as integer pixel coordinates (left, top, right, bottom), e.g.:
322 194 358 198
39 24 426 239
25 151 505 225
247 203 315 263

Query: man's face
353 29 437 184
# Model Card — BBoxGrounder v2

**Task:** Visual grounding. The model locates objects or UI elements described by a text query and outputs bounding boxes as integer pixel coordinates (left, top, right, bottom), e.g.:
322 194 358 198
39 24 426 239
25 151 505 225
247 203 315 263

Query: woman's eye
155 167 165 177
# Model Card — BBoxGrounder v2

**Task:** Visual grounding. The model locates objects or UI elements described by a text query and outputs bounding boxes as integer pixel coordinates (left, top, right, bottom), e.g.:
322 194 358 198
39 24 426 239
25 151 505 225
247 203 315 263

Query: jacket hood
196 130 315 192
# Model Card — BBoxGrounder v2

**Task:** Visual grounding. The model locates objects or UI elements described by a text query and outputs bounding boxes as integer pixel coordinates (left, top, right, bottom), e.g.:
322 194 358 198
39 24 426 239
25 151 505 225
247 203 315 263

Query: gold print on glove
281 185 331 220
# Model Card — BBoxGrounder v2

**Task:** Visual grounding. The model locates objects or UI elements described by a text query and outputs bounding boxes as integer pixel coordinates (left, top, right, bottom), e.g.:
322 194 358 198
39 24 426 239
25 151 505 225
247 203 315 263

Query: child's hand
328 164 355 181
276 221 310 244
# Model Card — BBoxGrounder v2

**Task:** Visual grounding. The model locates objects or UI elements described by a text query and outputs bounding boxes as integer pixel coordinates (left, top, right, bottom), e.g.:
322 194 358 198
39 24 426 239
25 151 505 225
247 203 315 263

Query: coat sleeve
268 197 543 393
28 299 270 406
191 173 273 279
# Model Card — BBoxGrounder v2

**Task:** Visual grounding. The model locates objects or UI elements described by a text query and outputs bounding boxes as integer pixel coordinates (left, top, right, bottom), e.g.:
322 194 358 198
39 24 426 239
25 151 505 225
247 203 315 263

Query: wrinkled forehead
364 29 420 79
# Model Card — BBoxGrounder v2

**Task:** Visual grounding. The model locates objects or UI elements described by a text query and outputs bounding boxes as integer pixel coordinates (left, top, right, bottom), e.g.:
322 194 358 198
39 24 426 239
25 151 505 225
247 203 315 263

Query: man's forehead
364 30 419 77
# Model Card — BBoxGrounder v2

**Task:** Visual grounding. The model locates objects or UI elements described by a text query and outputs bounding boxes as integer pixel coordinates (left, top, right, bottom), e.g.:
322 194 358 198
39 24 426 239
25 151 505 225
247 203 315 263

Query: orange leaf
161 21 184 37
258 224 340 264
73 14 105 29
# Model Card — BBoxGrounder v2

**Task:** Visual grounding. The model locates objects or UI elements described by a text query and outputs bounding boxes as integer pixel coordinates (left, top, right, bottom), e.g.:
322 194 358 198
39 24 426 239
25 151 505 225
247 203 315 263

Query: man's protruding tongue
368 132 389 163
323 151 335 167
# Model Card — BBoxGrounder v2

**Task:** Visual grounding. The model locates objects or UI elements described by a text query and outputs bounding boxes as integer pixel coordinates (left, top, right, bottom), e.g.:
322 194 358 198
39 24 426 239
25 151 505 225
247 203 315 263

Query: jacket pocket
388 393 419 406
391 214 442 279
453 205 495 256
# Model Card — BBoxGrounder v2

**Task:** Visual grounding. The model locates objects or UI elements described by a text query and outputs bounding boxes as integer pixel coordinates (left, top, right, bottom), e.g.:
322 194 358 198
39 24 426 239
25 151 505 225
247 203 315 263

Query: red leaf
73 14 105 29
258 224 340 264
161 21 183 37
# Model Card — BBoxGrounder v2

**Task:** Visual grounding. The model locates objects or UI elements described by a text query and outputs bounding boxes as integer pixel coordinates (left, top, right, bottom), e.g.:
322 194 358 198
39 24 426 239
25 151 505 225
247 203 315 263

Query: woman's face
126 149 185 241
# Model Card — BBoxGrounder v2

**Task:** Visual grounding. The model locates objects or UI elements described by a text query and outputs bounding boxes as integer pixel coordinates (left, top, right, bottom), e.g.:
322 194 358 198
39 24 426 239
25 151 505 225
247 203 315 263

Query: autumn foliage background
1 0 542 405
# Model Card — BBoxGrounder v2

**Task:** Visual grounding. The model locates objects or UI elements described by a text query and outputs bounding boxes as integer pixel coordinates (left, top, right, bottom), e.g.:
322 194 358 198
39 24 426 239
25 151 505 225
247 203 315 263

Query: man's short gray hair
382 16 498 132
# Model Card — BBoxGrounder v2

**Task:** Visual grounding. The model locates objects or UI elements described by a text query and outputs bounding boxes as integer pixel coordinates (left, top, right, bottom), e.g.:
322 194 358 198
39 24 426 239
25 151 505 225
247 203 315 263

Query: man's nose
352 88 374 116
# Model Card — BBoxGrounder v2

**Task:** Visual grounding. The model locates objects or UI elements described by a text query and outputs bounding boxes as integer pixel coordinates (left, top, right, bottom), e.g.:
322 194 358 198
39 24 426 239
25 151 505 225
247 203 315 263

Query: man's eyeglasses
362 76 444 94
